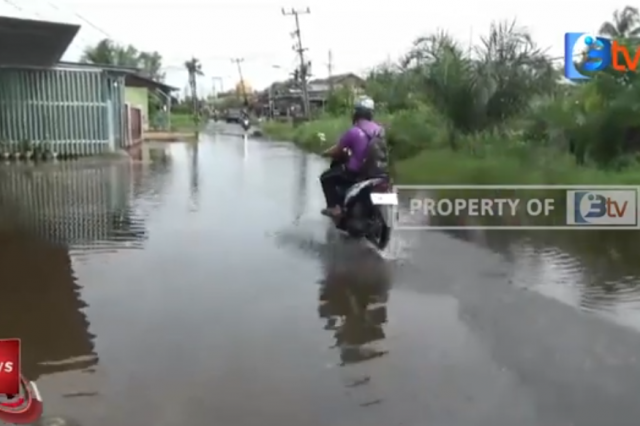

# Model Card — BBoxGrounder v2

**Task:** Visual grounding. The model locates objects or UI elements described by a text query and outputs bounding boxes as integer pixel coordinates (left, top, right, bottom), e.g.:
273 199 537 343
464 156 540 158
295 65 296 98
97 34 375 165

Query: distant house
124 73 177 131
256 73 367 116
308 73 366 92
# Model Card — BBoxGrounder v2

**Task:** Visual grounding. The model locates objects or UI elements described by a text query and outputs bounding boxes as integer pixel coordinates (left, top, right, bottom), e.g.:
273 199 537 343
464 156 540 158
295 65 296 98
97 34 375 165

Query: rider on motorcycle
319 95 389 218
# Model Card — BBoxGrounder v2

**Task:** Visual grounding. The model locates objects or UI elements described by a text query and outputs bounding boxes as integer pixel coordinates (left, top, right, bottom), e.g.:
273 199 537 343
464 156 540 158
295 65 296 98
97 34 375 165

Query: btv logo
566 189 638 226
565 32 640 79
564 33 611 79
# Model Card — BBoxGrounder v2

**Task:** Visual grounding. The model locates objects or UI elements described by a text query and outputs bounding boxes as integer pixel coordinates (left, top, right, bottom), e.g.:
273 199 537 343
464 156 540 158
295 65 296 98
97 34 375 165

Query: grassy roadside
169 113 205 132
261 118 640 186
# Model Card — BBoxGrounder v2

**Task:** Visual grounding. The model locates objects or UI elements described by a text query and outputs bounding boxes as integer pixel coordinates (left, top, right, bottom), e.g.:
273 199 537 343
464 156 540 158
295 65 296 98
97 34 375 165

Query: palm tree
599 6 640 38
184 58 204 124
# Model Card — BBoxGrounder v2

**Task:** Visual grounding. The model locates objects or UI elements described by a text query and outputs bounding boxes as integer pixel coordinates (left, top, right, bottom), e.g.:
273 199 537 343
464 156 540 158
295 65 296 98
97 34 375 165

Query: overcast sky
0 0 633 94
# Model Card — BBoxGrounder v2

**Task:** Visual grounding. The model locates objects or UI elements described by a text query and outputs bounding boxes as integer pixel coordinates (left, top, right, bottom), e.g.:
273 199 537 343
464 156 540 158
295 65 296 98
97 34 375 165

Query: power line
282 7 311 118
44 0 112 39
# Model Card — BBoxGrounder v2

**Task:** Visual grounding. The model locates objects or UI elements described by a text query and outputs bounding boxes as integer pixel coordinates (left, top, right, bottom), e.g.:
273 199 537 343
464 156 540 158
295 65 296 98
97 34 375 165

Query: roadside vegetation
82 40 207 132
263 6 640 184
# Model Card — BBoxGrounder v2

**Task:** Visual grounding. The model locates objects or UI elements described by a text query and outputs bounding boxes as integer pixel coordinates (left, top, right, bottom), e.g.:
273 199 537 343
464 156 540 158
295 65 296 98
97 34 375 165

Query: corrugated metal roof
0 16 79 67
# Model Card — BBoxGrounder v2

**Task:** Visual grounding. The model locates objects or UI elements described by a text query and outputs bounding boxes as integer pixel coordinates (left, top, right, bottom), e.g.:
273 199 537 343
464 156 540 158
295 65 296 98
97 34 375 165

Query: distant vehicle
225 109 242 123
241 117 250 131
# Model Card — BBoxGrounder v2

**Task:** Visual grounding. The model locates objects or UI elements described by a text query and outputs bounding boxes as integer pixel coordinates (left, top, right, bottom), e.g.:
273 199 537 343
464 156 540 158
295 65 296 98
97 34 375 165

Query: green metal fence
0 66 125 156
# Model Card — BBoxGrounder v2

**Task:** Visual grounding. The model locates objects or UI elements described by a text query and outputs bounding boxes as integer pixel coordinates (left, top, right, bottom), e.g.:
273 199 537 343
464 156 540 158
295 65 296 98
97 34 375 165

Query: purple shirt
337 120 383 172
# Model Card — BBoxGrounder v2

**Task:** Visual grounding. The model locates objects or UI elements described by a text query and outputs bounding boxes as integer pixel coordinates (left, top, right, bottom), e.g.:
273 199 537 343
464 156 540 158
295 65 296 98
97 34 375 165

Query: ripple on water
482 233 640 331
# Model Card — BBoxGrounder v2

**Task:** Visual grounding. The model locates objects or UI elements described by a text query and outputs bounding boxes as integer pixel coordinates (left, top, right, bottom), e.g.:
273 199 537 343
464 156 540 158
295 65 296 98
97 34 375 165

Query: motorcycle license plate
370 192 398 205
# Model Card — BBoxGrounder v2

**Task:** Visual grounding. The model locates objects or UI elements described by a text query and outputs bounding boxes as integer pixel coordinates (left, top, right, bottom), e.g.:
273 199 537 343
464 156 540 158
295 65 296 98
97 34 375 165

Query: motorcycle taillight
374 181 390 192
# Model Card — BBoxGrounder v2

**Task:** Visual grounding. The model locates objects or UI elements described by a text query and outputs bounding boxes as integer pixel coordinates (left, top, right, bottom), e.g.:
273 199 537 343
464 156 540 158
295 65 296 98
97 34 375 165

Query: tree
599 6 640 38
81 38 165 81
137 51 165 81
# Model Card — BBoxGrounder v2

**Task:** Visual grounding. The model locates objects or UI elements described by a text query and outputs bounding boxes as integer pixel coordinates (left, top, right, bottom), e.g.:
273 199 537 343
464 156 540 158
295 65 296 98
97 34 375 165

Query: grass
169 113 205 132
261 117 640 185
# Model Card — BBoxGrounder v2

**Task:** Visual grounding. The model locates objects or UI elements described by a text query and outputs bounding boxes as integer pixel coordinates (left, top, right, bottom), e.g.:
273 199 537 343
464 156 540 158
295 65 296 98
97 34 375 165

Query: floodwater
2 123 640 426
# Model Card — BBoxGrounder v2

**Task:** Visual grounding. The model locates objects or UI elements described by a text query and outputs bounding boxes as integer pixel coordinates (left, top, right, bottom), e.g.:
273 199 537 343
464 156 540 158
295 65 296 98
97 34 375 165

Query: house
124 72 177 131
257 73 367 116
308 73 366 92
0 15 176 157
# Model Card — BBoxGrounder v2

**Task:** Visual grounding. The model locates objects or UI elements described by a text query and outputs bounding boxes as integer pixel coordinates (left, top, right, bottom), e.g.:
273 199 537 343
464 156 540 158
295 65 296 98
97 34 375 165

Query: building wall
0 66 125 155
124 86 149 131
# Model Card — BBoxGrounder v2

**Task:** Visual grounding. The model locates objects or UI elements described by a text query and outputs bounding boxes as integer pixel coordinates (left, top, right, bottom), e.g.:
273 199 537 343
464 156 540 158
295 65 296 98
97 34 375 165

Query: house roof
309 72 365 85
57 61 140 73
0 16 79 67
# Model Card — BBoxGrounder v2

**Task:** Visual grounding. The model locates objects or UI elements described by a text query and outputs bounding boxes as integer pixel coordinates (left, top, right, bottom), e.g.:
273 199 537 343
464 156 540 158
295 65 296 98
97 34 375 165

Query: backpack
356 125 389 178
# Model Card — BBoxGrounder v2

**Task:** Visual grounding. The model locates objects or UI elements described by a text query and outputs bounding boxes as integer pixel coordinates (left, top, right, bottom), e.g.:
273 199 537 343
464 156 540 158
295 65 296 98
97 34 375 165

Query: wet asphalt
2 123 640 426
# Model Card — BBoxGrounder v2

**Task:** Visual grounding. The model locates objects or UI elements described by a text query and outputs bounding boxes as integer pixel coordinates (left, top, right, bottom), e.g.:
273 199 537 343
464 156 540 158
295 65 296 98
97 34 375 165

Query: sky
0 0 634 94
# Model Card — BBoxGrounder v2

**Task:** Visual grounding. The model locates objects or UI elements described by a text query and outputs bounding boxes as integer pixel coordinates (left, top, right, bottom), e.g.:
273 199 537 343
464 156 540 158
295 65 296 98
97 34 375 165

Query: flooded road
3 124 640 426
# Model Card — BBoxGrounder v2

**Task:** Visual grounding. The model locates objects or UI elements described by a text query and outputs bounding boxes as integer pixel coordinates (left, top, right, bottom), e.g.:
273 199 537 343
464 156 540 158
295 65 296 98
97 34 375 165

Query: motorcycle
327 149 397 250
241 117 251 132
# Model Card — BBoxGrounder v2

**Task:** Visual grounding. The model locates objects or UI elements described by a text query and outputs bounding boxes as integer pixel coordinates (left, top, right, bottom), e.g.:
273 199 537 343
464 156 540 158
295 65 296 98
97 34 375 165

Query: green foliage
82 39 169 122
262 7 640 184
324 87 354 116
81 38 165 80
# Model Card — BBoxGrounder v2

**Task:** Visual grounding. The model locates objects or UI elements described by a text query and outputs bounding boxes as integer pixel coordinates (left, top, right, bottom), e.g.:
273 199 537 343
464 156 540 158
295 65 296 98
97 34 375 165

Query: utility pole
327 50 334 91
231 58 248 107
185 57 201 128
282 7 311 119
211 77 222 99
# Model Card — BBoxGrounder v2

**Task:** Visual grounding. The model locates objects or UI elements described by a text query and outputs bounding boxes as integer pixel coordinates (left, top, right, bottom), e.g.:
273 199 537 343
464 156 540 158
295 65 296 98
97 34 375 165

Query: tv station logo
391 185 639 230
0 339 43 424
566 189 637 226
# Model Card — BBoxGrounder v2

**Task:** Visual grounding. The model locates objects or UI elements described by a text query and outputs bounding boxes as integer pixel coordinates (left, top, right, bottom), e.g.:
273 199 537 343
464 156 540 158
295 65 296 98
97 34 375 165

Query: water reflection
0 161 165 382
445 228 640 330
187 142 200 211
0 163 148 253
317 243 390 366
0 230 97 381
293 151 309 223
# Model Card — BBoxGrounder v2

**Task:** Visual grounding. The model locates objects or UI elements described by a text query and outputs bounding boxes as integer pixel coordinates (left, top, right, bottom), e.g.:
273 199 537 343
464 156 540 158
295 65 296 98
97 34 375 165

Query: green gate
0 65 125 156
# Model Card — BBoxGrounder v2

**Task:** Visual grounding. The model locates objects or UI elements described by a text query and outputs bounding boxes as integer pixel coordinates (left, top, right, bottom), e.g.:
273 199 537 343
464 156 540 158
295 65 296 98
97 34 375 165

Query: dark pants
320 167 358 208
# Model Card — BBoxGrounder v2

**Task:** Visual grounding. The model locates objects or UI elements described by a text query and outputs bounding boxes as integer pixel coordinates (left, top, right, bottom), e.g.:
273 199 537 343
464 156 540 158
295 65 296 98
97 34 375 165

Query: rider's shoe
321 206 341 217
